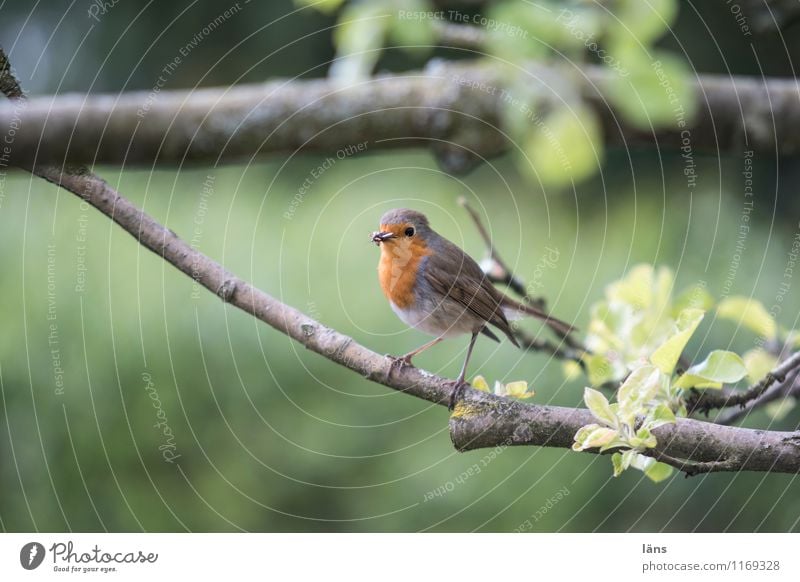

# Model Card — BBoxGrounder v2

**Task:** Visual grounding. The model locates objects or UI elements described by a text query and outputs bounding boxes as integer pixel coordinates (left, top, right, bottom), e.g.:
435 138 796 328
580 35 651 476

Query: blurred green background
1 0 800 532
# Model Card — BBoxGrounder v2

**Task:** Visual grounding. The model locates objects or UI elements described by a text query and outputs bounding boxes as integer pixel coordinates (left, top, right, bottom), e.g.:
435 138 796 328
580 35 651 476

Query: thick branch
3 61 800 172
3 49 799 477
449 390 800 474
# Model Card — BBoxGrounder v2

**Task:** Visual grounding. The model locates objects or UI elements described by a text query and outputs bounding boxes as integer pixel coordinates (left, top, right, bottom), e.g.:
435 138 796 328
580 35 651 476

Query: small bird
372 208 572 409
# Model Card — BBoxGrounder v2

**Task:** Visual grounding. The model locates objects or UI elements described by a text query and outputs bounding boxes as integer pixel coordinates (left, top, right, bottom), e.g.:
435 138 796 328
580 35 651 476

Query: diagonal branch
715 369 800 425
685 351 800 416
19 159 800 476
459 196 585 357
3 48 799 477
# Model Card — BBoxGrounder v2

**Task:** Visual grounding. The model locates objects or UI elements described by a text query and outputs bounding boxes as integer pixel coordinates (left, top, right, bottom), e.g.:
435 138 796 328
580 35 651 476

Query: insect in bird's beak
371 231 395 245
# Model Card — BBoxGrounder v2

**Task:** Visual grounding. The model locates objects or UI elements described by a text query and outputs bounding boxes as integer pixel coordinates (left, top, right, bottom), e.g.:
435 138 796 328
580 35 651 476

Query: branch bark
2 49 799 477
3 60 800 173
17 156 800 477
449 389 800 474
686 351 800 415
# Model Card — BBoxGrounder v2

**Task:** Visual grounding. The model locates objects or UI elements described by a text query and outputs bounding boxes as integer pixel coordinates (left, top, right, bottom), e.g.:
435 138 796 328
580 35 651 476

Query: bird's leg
385 336 444 380
447 331 479 410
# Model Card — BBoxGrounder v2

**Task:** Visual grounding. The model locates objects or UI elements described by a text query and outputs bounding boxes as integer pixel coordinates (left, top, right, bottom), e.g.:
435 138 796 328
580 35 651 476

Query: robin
372 208 572 409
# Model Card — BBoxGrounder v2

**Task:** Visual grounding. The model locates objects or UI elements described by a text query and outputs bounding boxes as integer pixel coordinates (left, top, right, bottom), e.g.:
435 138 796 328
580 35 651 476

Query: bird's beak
371 230 395 245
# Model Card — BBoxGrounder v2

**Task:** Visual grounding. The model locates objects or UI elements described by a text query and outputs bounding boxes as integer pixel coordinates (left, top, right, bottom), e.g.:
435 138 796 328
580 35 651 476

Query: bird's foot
446 379 469 411
384 354 414 382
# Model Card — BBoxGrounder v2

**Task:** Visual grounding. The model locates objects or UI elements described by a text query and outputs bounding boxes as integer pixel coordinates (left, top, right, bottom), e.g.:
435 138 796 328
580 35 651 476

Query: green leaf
674 350 747 390
387 0 434 53
611 0 679 45
295 0 345 14
672 284 714 315
330 4 391 84
579 426 621 450
604 49 695 129
611 452 625 476
644 461 674 483
497 380 534 399
717 296 777 339
562 360 583 381
646 402 676 430
607 264 655 309
584 387 617 427
650 308 704 374
743 349 779 384
612 449 637 476
573 423 599 450
631 427 657 449
471 375 490 392
617 364 664 426
652 266 675 316
485 3 549 62
584 353 614 386
520 105 603 187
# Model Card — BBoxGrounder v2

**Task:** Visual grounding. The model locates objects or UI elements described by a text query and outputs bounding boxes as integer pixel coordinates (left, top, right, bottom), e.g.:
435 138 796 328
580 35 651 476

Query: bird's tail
501 297 575 337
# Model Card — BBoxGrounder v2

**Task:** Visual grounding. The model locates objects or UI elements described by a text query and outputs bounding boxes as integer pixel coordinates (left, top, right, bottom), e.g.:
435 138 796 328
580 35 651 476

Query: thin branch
645 450 741 478
3 48 799 477
686 351 800 415
458 196 528 299
3 61 800 172
715 369 800 425
28 162 798 475
459 196 585 355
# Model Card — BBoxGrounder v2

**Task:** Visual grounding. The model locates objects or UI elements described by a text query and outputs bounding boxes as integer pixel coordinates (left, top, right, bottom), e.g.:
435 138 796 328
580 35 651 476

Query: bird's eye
404 227 415 237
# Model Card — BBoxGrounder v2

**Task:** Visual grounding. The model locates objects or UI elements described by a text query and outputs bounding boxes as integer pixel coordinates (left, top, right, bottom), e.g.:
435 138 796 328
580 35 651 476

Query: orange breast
378 238 431 308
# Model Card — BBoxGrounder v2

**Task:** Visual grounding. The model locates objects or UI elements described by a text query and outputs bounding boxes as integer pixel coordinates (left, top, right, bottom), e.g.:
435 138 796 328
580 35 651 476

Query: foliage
572 265 760 481
297 0 694 188
472 375 534 399
577 264 712 386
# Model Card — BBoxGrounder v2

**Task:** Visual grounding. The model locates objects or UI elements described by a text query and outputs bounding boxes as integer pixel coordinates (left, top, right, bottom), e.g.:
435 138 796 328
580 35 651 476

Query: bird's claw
446 379 469 411
384 354 413 382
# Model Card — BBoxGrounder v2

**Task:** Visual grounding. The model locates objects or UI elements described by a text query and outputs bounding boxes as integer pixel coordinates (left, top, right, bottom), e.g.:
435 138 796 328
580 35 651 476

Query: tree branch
3 60 800 173
715 369 800 425
16 152 800 477
459 195 528 299
3 48 799 477
459 196 585 357
685 351 800 415
450 389 800 474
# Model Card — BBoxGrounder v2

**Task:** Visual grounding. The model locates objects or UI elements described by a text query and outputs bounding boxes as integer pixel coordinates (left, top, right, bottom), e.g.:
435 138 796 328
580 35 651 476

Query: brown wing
422 240 519 345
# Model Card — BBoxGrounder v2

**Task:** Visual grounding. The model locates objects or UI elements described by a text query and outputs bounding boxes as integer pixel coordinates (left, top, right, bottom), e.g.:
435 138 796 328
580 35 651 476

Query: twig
514 330 585 364
645 450 741 477
458 196 529 299
458 196 585 354
3 48 799 477
686 351 800 415
715 369 800 425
